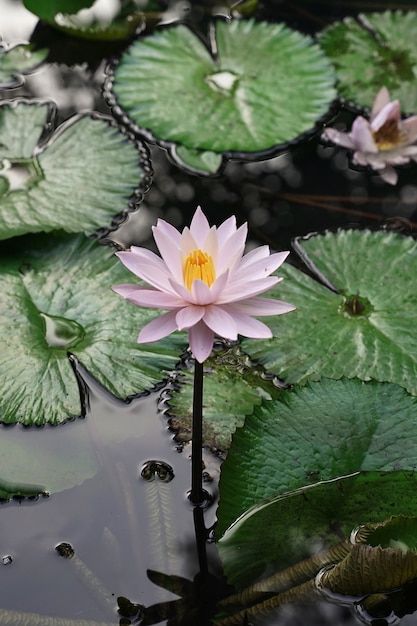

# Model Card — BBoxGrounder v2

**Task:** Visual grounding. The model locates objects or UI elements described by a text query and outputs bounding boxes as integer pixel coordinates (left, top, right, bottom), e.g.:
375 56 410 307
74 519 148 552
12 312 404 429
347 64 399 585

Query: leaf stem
190 359 204 506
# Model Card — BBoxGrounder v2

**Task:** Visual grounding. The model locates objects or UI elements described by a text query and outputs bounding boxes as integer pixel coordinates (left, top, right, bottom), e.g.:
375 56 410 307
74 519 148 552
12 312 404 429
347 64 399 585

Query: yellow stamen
372 118 405 150
183 249 216 291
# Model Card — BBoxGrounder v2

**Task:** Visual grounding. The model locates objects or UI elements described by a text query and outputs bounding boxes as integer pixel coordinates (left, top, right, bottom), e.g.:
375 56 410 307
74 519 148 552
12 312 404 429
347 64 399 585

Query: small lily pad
0 43 48 88
0 233 185 425
319 11 417 111
242 229 417 395
0 100 151 240
109 18 336 169
170 145 225 176
167 346 281 451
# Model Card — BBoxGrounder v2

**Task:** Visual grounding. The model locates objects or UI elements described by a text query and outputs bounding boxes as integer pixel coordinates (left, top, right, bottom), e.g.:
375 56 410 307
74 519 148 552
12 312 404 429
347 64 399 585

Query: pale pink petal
230 297 296 316
370 86 391 119
191 279 216 305
116 249 166 278
113 285 185 309
224 309 273 338
138 310 179 343
379 165 398 185
169 279 194 303
371 100 401 132
351 117 378 153
135 262 177 294
323 127 355 150
238 245 271 271
232 251 289 283
188 321 214 363
154 218 182 246
202 305 238 339
219 276 280 302
176 305 205 330
180 226 199 258
189 206 211 246
216 223 247 275
402 116 417 143
209 270 230 301
216 215 237 248
201 226 219 263
152 226 183 284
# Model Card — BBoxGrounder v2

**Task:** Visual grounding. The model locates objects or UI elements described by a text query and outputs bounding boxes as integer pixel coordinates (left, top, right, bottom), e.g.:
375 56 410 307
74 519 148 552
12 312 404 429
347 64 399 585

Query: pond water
1 1 417 625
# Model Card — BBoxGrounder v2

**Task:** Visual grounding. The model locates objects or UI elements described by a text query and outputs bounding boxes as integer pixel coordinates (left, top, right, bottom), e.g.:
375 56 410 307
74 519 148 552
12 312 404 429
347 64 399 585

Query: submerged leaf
0 100 151 240
0 233 185 425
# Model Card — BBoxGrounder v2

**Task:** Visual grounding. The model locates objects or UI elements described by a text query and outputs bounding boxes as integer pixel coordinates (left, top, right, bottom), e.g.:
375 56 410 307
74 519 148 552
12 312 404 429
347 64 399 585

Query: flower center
372 118 406 150
183 249 216 291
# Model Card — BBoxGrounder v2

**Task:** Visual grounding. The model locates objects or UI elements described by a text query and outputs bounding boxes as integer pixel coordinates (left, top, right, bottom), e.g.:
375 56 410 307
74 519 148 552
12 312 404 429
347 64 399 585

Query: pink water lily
323 87 417 184
112 207 295 363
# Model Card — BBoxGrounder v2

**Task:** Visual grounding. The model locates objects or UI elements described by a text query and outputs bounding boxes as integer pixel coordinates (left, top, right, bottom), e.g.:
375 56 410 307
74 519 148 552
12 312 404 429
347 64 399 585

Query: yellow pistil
183 249 216 291
372 118 406 150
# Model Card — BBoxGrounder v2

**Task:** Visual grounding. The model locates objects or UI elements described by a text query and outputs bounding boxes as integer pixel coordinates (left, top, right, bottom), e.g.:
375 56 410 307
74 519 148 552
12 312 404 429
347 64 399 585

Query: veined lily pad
167 345 281 451
242 229 417 395
109 18 336 173
0 233 186 425
319 11 417 111
0 100 151 240
216 378 417 586
0 43 48 88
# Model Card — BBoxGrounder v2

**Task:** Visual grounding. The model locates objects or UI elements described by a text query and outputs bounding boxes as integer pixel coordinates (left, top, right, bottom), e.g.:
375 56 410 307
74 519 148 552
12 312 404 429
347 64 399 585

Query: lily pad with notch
0 99 151 240
0 232 186 425
242 229 417 396
108 18 336 174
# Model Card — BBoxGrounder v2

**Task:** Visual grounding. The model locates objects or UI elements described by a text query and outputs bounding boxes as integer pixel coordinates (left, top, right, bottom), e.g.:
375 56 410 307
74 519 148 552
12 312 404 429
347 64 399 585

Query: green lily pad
242 229 417 395
0 100 151 240
167 346 281 451
0 233 185 425
0 43 48 88
216 377 417 585
110 18 336 165
319 11 417 111
218 472 417 589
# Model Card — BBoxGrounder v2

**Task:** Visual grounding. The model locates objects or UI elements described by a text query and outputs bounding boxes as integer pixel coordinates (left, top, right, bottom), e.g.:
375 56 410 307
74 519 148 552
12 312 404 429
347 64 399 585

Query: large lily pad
319 11 417 111
216 377 417 585
0 100 151 240
109 18 336 171
242 229 417 395
0 233 186 425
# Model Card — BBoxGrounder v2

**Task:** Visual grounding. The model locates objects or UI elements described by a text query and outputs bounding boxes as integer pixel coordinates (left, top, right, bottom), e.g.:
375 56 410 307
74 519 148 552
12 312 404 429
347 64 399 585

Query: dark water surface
1 1 417 625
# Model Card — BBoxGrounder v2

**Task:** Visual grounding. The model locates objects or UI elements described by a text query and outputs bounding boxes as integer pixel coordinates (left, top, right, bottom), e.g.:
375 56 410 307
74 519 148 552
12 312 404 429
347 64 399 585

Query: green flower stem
190 359 204 506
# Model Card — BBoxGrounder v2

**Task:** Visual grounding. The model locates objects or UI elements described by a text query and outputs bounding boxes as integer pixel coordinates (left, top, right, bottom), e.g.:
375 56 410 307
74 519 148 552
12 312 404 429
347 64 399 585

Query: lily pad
216 377 417 585
218 472 417 589
109 18 336 167
169 145 225 177
167 346 281 451
319 11 417 111
242 229 417 395
0 43 48 88
0 233 186 425
0 100 151 240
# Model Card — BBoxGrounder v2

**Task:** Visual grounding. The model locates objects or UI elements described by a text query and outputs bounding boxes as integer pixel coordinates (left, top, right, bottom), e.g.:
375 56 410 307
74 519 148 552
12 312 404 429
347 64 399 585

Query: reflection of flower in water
113 206 294 363
323 87 417 185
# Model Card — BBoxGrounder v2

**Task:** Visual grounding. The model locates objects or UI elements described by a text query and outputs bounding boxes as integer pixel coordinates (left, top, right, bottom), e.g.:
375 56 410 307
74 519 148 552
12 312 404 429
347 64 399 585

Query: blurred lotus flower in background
323 86 417 184
113 206 295 363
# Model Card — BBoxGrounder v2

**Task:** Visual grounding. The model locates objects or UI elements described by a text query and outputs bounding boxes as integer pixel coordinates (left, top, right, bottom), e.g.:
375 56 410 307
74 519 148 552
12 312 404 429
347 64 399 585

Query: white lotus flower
323 87 417 184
